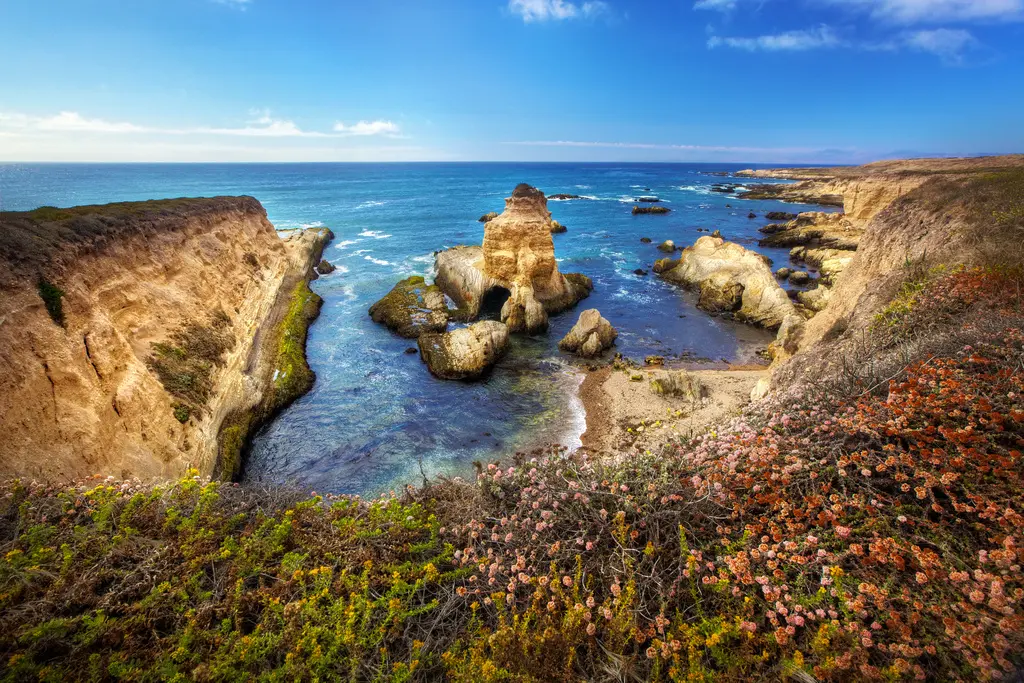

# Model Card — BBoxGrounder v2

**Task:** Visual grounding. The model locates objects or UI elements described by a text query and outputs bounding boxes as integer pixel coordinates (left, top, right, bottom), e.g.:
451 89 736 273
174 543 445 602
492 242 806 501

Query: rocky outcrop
633 206 671 215
418 321 509 380
478 212 499 223
316 259 336 275
758 212 862 251
434 184 592 335
558 309 617 358
550 220 567 234
650 370 706 405
368 276 449 338
657 240 676 253
0 197 330 483
656 236 796 328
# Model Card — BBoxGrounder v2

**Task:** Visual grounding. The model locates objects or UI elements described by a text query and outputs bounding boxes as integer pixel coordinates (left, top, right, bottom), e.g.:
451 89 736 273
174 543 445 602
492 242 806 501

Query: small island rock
657 240 676 253
315 259 336 275
368 276 449 338
559 309 617 358
418 321 509 380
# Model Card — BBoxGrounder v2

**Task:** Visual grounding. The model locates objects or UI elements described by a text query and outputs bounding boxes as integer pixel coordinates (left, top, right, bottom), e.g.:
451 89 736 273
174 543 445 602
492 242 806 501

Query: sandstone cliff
0 197 329 482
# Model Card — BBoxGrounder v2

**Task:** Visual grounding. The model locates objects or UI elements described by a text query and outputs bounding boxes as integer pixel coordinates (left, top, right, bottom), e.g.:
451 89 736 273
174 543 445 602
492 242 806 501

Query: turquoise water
0 163 826 494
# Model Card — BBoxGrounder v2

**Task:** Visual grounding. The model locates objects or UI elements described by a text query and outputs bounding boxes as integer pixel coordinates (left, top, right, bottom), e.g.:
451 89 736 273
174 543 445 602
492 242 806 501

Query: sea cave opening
479 286 511 321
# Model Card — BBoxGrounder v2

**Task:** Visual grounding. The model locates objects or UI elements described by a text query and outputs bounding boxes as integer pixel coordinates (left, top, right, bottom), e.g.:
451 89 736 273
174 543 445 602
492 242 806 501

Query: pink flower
836 526 851 539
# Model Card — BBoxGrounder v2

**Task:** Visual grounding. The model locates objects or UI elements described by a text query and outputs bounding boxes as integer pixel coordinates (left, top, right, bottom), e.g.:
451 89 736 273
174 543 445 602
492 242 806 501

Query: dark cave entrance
479 286 511 321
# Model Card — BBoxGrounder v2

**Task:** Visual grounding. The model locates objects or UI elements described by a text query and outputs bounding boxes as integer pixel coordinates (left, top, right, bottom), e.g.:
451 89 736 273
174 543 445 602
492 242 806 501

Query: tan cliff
0 197 329 482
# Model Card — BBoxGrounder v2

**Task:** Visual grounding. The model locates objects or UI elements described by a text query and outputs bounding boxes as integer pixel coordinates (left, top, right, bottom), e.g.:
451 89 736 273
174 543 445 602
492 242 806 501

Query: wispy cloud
212 0 252 9
508 0 609 22
694 0 743 10
824 0 1023 24
708 25 842 50
0 110 402 138
902 27 978 62
333 120 401 136
504 140 831 154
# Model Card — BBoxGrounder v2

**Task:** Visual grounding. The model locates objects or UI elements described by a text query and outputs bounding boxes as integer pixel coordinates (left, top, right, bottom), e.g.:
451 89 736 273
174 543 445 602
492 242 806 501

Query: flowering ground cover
1 268 1022 681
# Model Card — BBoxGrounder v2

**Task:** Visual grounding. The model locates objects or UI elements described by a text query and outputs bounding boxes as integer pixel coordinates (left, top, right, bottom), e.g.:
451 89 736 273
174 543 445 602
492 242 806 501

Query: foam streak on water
0 162 832 495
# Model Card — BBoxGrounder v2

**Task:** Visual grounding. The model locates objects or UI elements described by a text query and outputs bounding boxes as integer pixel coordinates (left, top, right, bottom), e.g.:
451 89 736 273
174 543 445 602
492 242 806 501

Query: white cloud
708 25 843 50
0 110 401 139
212 0 252 8
508 0 609 21
902 27 977 60
333 120 401 136
694 0 741 10
825 0 1023 24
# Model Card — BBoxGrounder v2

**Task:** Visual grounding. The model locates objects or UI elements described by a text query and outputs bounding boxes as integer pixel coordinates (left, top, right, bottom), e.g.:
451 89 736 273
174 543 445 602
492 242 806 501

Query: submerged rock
633 268 648 276
418 321 509 380
548 193 583 200
650 370 706 404
656 236 796 328
434 184 591 335
558 309 617 358
368 276 449 338
640 237 652 243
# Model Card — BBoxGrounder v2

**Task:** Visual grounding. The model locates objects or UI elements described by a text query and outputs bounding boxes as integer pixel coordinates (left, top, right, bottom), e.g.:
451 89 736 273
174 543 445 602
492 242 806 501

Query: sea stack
435 184 592 334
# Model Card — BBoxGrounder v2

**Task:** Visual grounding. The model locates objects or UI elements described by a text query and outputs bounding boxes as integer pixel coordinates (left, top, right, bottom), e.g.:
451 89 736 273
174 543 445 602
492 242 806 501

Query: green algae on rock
368 275 449 339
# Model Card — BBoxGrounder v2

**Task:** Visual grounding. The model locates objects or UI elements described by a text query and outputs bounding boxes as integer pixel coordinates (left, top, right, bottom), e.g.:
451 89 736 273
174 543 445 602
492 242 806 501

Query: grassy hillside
1 267 1022 682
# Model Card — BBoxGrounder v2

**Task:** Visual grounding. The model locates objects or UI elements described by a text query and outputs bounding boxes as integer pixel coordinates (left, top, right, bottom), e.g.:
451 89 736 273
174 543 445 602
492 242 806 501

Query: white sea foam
358 230 393 239
333 239 361 251
356 200 386 209
333 264 350 274
574 184 591 189
352 249 372 256
364 255 393 266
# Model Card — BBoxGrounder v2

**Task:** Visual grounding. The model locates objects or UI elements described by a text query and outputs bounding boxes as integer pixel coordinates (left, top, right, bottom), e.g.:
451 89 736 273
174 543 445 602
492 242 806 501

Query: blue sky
1 0 1022 163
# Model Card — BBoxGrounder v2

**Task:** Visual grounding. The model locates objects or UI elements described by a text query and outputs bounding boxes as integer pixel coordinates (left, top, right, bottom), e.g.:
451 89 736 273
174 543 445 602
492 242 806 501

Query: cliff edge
0 197 329 482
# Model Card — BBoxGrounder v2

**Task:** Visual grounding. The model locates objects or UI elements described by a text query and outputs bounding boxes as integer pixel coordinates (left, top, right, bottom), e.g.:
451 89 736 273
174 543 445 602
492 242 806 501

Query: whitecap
333 239 362 251
364 255 393 266
355 200 386 209
359 229 393 239
333 264 350 274
574 184 591 189
352 249 372 256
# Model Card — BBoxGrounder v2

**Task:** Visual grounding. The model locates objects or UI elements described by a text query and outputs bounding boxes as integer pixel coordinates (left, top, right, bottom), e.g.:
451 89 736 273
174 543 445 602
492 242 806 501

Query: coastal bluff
0 197 330 483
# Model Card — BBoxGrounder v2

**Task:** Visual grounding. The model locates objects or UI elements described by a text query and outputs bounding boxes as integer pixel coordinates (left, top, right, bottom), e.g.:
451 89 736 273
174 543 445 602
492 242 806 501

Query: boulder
748 212 757 219
765 211 798 221
657 240 676 253
633 268 648 276
650 370 706 404
558 309 617 358
368 276 449 338
768 313 806 362
788 271 811 285
478 211 499 223
550 220 567 234
640 237 652 243
633 206 671 215
775 267 792 280
798 284 832 312
418 321 509 380
315 259 336 275
750 377 771 402
711 229 722 238
636 196 661 203
434 185 591 335
656 236 797 328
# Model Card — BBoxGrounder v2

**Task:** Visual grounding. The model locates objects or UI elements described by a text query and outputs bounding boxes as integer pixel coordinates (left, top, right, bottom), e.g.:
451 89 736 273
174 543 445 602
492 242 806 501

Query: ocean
0 162 825 495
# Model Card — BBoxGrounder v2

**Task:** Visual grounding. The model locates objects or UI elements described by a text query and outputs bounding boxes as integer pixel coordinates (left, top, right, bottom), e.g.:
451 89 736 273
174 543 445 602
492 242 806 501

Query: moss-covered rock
418 321 509 380
632 206 671 215
368 276 449 338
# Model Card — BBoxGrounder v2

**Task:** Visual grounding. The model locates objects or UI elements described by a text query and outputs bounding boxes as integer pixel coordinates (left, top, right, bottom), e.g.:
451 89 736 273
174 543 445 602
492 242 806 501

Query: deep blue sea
0 163 827 495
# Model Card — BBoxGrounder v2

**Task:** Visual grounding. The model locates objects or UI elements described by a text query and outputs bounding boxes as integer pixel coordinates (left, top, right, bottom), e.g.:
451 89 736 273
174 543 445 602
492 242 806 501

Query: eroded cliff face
0 197 327 482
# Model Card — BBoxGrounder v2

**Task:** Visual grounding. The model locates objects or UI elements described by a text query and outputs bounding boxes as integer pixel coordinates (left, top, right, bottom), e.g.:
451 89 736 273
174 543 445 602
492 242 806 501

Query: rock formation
316 259 336 275
633 206 670 215
478 212 499 223
417 321 509 380
657 240 676 253
550 220 567 234
368 276 449 338
558 309 617 358
656 236 796 328
0 197 330 482
434 184 592 335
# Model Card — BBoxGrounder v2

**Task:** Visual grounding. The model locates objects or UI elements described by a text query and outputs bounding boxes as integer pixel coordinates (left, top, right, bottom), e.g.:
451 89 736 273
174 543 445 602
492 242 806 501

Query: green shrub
37 278 65 327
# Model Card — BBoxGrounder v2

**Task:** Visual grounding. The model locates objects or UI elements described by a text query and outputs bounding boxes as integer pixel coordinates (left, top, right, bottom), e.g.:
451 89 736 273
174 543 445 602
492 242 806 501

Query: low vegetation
36 278 65 328
147 314 234 421
2 268 1021 681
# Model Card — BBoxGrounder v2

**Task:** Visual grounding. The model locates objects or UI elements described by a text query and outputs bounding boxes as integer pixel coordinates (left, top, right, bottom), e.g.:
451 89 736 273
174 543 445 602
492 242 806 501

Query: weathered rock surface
558 309 617 358
657 240 676 253
758 211 862 251
368 276 449 338
418 321 509 380
656 236 796 328
798 285 832 312
788 271 811 285
478 212 499 223
650 370 706 404
550 220 567 234
316 259 335 275
434 185 592 334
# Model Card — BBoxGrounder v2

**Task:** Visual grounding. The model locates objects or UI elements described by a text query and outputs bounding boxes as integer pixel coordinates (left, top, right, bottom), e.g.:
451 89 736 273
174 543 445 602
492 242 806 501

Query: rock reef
368 276 449 338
